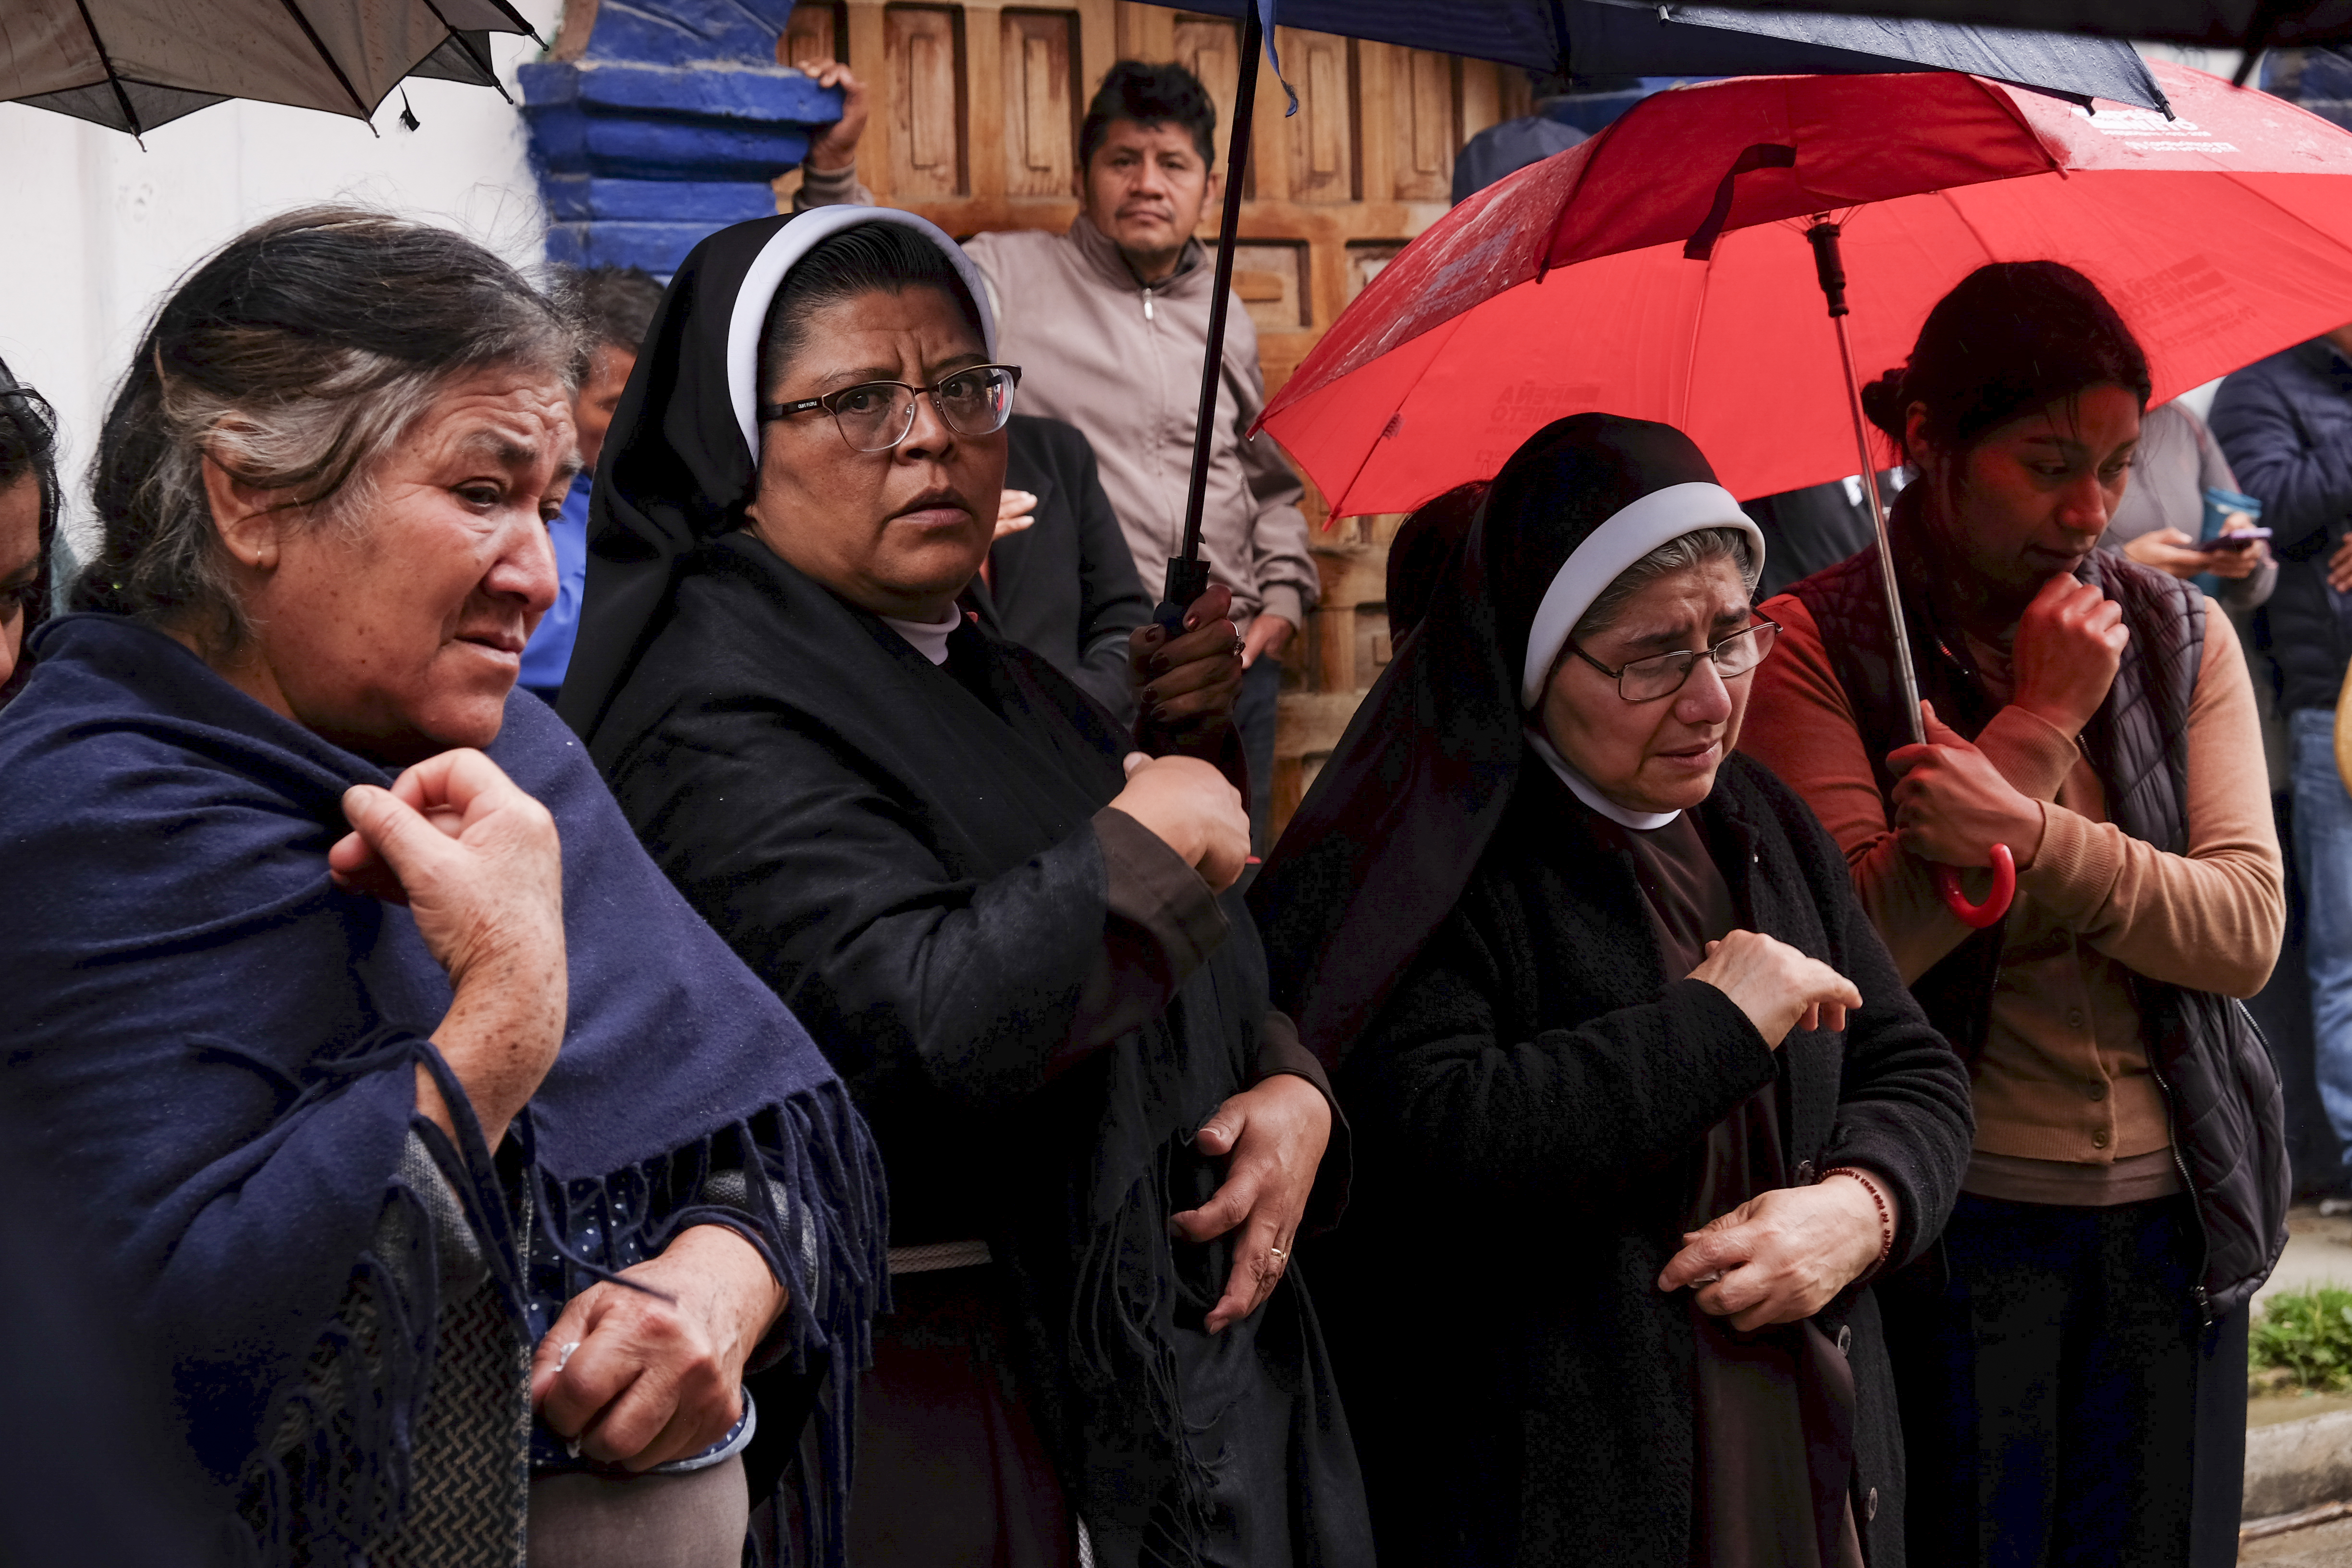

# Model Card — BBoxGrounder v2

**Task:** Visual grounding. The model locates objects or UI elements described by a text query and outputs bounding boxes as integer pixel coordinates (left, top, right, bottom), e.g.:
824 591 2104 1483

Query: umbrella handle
1153 557 1211 637
1935 844 2016 928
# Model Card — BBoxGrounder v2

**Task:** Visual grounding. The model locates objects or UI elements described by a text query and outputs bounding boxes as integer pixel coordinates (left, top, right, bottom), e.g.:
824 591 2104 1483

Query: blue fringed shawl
0 614 887 1564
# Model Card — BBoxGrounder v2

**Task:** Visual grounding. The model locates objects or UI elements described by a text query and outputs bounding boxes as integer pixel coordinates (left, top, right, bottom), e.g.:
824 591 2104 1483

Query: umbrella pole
1805 221 1924 749
1804 220 2015 927
1155 1 1264 634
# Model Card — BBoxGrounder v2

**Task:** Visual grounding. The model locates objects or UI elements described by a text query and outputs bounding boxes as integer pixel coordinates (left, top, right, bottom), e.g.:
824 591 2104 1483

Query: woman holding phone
2101 398 2274 610
1740 261 2288 1568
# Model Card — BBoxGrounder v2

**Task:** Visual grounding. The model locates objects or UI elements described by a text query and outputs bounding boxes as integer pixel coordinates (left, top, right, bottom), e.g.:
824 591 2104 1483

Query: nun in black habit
558 208 1369 1568
1251 415 1974 1568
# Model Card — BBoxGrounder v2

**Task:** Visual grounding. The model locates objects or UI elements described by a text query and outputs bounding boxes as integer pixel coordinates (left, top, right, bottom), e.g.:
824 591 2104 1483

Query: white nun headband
1517 481 1766 709
724 206 1000 460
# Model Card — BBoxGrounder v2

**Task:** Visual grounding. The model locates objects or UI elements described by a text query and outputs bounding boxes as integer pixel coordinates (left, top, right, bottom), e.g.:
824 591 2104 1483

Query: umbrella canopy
1260 60 2352 513
0 0 536 135
1698 0 2352 54
1139 0 2169 112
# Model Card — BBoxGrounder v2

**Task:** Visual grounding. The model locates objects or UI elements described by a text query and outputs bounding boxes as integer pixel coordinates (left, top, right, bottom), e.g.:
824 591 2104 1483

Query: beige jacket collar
1065 211 1208 297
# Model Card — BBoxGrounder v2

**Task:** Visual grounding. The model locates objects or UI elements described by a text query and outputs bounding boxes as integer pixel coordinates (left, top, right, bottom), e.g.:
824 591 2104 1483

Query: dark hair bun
1859 370 1908 442
1884 261 2149 460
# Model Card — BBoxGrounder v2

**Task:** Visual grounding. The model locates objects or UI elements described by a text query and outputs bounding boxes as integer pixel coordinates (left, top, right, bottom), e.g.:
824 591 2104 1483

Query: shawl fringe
529 1076 889 1568
233 1028 499 1566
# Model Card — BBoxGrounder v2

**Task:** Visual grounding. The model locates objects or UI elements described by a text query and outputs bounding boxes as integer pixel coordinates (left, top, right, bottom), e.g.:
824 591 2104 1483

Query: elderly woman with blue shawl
0 209 886 1568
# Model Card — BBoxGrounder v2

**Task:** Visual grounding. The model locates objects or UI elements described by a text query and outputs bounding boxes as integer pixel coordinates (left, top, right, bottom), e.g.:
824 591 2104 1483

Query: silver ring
1231 635 1245 657
1268 1246 1287 1262
554 1340 581 1372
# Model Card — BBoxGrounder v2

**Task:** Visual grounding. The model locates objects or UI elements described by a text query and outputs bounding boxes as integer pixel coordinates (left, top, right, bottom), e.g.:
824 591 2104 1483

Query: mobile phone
2207 528 2272 552
2202 485 2263 545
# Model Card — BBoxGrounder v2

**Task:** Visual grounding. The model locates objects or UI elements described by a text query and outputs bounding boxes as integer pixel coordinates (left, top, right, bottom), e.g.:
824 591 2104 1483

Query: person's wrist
2003 797 2046 869
1822 1167 1894 1276
1120 791 1208 870
2011 694 2086 741
1258 1067 1331 1134
654 1225 788 1373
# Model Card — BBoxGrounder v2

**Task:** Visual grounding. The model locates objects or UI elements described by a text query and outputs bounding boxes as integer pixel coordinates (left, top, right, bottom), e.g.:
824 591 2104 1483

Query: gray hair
76 206 581 650
1572 526 1761 641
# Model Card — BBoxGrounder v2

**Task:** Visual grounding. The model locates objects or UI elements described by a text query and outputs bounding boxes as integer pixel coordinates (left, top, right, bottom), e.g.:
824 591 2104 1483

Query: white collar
880 608 962 666
1525 729 1680 831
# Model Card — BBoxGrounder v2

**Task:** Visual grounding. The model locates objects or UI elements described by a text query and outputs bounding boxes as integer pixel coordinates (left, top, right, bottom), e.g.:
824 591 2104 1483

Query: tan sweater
1740 595 2282 1197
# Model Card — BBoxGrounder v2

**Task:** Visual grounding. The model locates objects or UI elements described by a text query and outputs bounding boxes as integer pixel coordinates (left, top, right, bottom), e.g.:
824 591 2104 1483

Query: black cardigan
1319 753 1973 1568
984 414 1151 724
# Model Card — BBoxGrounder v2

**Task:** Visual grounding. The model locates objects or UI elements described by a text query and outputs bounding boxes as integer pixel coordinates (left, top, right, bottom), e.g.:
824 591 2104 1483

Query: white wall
0 0 564 559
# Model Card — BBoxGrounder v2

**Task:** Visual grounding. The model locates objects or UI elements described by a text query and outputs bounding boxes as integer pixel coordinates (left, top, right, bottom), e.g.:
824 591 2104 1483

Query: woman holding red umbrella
1741 261 2287 1568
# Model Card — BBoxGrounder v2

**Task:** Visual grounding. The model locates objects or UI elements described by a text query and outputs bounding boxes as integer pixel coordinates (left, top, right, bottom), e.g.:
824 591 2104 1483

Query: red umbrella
1262 60 2352 922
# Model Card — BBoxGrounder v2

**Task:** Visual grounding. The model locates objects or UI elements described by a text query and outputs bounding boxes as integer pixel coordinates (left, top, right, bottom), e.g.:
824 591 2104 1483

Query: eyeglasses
1567 619 1781 702
759 364 1022 452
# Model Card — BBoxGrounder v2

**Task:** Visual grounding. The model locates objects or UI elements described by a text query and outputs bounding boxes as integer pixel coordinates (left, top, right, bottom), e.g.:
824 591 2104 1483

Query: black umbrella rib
416 1 511 100
270 0 372 117
70 0 147 136
2238 0 2289 84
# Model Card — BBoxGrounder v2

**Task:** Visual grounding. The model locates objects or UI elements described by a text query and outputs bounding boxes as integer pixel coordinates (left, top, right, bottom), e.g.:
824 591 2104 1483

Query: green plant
2252 1286 2352 1393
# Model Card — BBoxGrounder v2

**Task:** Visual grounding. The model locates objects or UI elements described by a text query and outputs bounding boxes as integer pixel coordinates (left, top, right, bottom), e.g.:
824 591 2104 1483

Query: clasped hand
331 749 566 1145
1128 582 1244 751
1886 701 2044 870
1655 1177 1886 1332
531 1224 788 1471
1882 570 2119 873
1688 931 1860 1048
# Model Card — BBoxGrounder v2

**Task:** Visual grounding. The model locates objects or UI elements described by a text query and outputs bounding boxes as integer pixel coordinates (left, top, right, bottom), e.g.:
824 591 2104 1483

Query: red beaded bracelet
1824 1165 1894 1274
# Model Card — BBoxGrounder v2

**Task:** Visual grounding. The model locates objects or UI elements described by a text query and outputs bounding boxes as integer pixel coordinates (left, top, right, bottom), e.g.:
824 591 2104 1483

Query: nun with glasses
1251 414 1973 1568
558 208 1369 1568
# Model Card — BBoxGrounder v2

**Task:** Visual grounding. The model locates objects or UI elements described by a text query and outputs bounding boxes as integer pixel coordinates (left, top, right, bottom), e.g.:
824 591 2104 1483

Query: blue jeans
2292 706 2352 1174
1234 654 1283 855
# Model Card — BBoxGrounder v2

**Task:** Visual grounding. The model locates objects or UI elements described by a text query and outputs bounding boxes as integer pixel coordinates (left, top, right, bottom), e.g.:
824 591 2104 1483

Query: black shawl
559 212 1369 1566
1250 413 1972 1564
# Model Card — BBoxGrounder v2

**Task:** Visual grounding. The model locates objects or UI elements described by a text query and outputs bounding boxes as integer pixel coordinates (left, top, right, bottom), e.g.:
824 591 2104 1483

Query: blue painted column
517 0 842 275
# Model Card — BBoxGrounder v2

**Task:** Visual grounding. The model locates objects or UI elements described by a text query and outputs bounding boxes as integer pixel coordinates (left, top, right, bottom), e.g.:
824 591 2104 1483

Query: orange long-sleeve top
1740 594 2283 1203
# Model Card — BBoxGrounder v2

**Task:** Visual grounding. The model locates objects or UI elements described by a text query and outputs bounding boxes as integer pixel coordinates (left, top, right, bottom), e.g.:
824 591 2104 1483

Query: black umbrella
1697 0 2352 76
0 0 539 136
1140 0 2169 110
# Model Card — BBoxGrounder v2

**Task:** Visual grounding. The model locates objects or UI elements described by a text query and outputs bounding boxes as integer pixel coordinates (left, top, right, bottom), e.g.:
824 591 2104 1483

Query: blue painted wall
518 0 843 275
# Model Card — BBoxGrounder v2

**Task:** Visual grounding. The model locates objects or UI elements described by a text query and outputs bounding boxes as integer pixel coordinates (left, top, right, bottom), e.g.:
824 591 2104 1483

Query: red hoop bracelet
1824 1166 1894 1274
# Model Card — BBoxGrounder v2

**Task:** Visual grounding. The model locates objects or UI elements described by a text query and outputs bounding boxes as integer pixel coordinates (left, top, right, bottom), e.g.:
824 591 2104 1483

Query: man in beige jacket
791 56 1320 848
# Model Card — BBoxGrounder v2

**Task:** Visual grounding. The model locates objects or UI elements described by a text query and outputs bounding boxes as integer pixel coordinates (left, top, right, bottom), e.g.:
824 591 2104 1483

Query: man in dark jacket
2212 326 2352 1194
984 415 1152 724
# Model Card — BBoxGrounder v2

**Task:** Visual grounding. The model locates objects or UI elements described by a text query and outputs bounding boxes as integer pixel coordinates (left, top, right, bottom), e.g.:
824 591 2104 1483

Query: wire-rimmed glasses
1566 618 1781 702
758 363 1022 452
